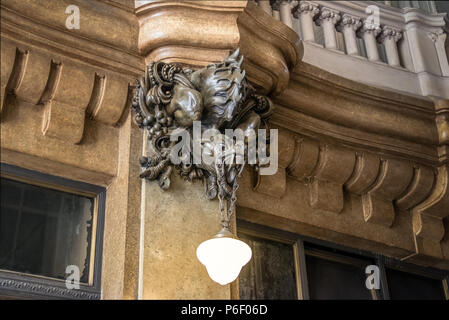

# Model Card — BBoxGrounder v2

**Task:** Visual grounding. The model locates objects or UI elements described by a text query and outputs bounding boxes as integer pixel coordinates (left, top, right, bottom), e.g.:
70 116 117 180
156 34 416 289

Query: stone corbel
361 159 414 227
403 100 449 266
237 1 302 95
136 1 248 67
287 136 320 181
436 100 449 163
39 59 93 144
281 132 438 225
2 40 50 106
308 144 355 213
286 135 355 213
253 128 295 198
407 165 449 265
137 1 302 96
345 152 381 195
1 38 132 143
1 40 27 112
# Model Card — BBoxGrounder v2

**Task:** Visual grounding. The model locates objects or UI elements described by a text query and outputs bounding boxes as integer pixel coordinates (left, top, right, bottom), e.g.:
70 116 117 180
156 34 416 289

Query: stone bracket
1 37 132 144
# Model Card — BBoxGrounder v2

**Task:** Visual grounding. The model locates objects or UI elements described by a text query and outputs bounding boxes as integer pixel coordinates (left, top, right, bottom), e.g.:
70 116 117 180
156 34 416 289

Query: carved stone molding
0 0 143 185
238 64 449 268
136 1 248 66
137 0 302 96
336 14 362 32
436 99 449 163
308 144 355 214
1 37 133 144
362 159 414 227
315 7 341 27
378 26 403 43
427 29 445 43
238 126 448 268
274 63 439 165
0 277 100 300
356 20 382 38
0 0 143 143
408 165 449 266
292 1 320 19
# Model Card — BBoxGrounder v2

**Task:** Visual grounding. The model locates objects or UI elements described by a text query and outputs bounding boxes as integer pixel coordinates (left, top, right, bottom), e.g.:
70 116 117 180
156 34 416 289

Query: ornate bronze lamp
132 48 273 285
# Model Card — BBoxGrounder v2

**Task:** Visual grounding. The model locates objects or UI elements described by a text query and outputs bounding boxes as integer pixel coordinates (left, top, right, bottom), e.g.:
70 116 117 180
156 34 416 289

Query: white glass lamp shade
196 234 252 285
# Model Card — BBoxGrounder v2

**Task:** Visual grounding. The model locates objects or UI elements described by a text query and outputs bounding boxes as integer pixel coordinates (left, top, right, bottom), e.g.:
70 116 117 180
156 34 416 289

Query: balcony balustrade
255 0 449 99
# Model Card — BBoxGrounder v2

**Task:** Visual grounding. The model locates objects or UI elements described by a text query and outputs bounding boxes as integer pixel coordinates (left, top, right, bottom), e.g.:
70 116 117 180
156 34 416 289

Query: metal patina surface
132 49 274 227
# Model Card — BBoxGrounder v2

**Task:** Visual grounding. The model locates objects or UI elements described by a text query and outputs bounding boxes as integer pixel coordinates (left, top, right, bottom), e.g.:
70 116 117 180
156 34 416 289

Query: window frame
0 163 105 300
237 219 449 300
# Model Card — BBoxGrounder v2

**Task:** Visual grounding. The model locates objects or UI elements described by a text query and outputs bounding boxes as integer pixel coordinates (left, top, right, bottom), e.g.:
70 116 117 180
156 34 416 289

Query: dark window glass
386 268 445 300
0 178 95 283
305 252 373 300
239 235 297 300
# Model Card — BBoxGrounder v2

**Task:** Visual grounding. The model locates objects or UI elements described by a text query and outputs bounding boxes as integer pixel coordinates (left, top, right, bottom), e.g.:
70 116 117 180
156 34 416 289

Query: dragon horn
238 55 244 68
228 47 240 61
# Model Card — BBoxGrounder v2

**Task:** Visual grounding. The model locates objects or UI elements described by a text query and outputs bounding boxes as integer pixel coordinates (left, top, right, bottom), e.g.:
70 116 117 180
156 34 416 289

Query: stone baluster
357 21 382 62
378 26 403 67
428 29 449 76
257 0 273 16
279 1 297 29
271 0 281 20
293 1 320 42
336 14 362 56
315 8 341 50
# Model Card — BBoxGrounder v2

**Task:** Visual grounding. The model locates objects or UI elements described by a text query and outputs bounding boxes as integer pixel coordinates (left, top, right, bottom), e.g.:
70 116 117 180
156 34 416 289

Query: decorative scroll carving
293 1 319 18
356 20 382 38
315 8 341 26
0 277 100 300
409 165 449 263
378 26 403 43
337 14 362 32
132 49 273 227
0 39 132 144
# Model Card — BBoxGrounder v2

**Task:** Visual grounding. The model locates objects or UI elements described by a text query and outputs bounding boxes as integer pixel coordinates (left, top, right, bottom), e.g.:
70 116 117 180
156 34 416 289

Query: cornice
0 4 143 77
403 7 448 29
0 0 142 149
271 62 439 166
239 124 449 269
1 0 140 54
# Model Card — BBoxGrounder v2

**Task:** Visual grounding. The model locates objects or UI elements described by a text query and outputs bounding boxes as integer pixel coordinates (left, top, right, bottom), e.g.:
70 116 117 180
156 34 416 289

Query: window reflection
239 235 297 300
0 178 94 283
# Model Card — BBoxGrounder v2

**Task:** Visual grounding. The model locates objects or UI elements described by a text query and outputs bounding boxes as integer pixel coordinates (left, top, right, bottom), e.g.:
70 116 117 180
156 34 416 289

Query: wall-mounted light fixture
197 228 252 285
132 49 273 285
